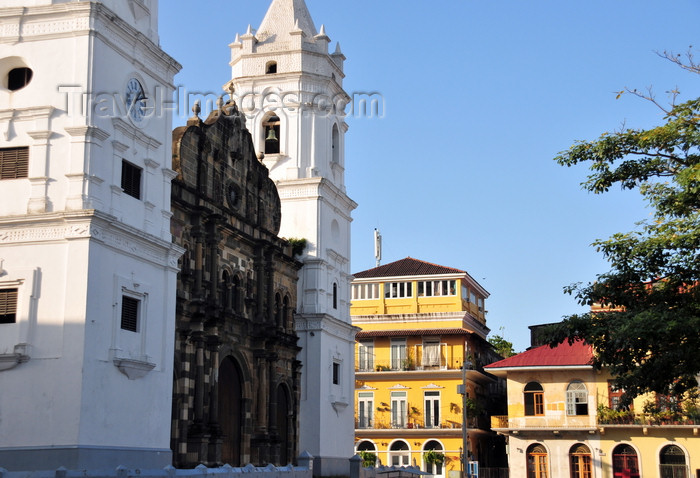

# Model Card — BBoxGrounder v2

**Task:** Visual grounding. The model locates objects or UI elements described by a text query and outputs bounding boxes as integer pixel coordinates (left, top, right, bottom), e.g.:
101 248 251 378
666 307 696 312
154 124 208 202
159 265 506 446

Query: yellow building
485 333 700 478
351 258 507 477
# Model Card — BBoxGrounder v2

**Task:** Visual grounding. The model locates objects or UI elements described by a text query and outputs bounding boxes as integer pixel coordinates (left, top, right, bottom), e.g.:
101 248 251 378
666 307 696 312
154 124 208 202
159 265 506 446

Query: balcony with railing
356 416 486 431
356 343 489 373
491 412 700 431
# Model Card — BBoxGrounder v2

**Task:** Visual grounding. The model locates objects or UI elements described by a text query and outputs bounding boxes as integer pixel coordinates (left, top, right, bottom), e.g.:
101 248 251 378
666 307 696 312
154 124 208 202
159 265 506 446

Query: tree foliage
544 50 700 402
488 334 515 358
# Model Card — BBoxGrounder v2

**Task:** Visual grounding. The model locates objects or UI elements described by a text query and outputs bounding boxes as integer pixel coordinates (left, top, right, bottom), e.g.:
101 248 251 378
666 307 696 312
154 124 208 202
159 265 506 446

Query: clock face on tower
125 78 146 124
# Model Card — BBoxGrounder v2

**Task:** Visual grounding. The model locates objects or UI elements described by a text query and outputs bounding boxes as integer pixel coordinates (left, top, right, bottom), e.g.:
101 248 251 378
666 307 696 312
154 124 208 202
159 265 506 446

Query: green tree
545 50 700 402
488 334 515 358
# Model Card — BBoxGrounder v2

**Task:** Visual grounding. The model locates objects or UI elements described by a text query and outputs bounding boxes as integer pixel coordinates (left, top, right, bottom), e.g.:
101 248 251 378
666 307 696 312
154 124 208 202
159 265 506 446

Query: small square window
121 296 139 332
332 362 340 385
0 147 29 180
0 288 18 324
121 160 142 199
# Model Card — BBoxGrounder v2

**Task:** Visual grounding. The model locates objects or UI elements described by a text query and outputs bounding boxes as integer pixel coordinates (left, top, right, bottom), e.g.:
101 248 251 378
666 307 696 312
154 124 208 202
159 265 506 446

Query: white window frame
358 392 374 428
422 338 441 367
385 281 413 299
566 381 589 416
358 340 374 371
111 275 155 379
391 391 407 428
418 280 456 297
424 391 440 428
390 338 407 370
352 282 379 301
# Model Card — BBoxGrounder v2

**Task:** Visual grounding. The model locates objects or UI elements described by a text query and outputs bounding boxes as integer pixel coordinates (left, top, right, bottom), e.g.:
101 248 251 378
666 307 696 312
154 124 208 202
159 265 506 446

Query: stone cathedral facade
170 101 302 468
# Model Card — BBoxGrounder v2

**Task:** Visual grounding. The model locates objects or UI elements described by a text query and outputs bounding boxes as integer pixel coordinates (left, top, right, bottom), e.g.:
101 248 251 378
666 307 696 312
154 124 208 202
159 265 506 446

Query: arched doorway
276 384 291 465
659 445 687 478
389 440 410 467
356 441 377 467
569 444 592 478
218 357 243 465
526 443 549 478
613 444 639 478
423 440 445 477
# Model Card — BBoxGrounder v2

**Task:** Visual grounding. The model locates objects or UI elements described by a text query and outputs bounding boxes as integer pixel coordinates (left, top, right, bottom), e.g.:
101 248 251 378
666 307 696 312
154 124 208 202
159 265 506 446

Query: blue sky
160 0 700 353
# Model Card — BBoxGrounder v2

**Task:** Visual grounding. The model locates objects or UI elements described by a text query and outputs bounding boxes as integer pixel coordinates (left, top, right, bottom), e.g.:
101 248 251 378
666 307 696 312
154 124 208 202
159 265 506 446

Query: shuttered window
0 147 29 180
121 160 142 199
0 288 18 324
120 296 139 332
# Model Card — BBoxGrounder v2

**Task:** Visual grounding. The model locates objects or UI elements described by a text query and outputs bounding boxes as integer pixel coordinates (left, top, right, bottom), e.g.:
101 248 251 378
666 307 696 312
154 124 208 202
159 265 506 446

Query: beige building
486 337 700 478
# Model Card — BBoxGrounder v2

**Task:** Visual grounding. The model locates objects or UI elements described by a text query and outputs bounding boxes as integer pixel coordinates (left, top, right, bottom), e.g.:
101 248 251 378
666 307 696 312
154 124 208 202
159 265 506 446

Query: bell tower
229 1 357 474
0 0 181 470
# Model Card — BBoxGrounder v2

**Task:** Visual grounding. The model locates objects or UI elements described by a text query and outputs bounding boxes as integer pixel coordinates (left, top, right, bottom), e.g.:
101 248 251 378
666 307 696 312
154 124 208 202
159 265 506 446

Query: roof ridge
354 257 466 278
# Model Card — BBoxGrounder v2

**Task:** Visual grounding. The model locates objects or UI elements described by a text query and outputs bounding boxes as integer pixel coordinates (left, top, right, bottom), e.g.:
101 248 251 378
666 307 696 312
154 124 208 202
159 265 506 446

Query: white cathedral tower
228 1 357 474
0 0 181 470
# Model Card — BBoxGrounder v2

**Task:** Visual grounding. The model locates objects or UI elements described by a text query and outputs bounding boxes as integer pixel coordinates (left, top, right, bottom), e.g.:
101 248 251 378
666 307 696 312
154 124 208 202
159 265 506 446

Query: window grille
0 288 18 324
0 147 29 180
121 296 139 332
121 160 142 199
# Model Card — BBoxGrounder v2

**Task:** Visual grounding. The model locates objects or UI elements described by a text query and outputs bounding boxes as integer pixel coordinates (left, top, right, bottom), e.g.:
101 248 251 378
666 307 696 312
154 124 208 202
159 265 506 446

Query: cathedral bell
266 126 278 142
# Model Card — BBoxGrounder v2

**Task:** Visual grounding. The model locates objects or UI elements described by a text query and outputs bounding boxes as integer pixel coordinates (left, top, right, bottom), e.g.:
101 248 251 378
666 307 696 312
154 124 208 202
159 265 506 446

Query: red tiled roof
354 257 466 279
356 328 473 338
485 340 593 369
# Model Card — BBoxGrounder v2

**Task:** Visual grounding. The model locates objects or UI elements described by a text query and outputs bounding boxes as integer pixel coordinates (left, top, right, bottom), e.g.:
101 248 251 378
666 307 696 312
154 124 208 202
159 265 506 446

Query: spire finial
192 100 201 118
315 24 330 41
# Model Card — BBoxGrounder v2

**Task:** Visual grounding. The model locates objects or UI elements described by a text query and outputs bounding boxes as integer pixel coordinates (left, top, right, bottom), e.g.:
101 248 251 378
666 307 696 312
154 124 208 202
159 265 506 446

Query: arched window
221 270 231 310
232 275 241 313
659 445 687 478
389 441 410 467
356 440 377 466
283 295 291 330
262 114 280 154
275 293 283 327
524 382 544 416
333 282 338 309
566 381 589 416
527 444 549 478
423 440 444 476
332 124 340 164
569 444 592 478
357 440 376 452
613 444 639 478
266 61 277 74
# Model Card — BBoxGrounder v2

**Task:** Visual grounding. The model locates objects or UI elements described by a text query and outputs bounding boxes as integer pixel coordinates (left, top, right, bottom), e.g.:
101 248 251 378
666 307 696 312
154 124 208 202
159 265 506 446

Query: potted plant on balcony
407 405 420 428
402 350 415 371
683 399 700 424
